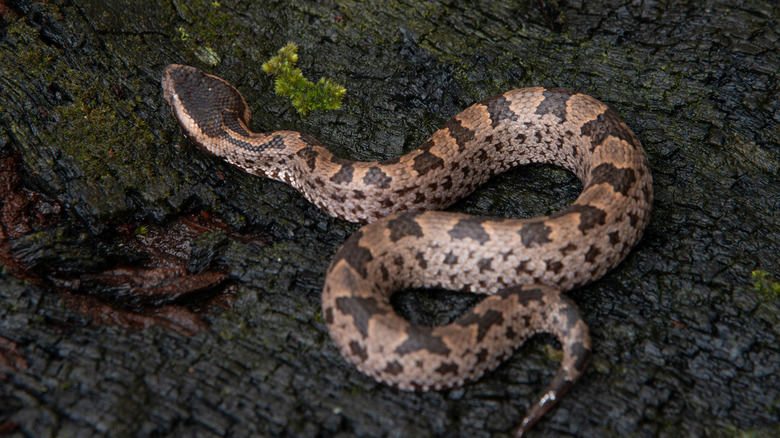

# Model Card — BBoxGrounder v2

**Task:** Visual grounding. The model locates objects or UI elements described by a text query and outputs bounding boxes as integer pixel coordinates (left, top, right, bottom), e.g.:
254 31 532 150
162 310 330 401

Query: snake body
162 64 652 436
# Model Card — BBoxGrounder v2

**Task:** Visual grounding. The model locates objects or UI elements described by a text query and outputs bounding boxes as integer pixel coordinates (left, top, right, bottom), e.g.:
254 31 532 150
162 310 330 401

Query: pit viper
162 64 653 436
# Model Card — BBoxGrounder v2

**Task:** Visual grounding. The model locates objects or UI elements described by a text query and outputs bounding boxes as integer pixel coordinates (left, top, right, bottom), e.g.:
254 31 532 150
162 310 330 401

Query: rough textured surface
0 1 779 437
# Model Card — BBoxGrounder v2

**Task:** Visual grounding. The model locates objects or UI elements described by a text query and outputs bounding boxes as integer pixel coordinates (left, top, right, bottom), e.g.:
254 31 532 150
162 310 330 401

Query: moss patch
752 270 780 300
262 42 346 115
0 12 179 228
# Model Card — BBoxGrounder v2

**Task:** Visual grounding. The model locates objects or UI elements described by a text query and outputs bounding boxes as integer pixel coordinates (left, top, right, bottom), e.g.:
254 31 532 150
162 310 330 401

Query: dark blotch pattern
265 134 287 150
585 246 601 263
387 213 424 242
515 260 533 275
413 150 445 176
477 258 493 273
457 309 505 342
588 162 637 197
558 300 583 332
336 296 387 338
349 340 368 362
554 204 607 233
535 88 574 122
384 361 404 375
415 252 428 269
518 221 552 247
331 231 373 278
363 166 392 189
546 260 564 275
220 114 277 153
480 94 518 128
395 326 452 356
569 341 591 372
330 163 355 184
444 251 458 265
324 307 334 324
580 108 638 152
508 287 545 307
296 147 319 171
435 362 459 375
445 118 476 151
448 217 490 244
394 185 417 197
627 211 639 227
441 175 453 191
560 243 578 256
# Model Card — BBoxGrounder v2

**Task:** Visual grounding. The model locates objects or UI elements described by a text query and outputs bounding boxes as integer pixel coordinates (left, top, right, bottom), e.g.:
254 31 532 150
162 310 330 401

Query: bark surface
1 1 779 437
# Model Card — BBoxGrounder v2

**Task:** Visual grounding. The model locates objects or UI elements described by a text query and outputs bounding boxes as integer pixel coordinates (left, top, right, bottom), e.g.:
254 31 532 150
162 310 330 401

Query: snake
162 64 653 436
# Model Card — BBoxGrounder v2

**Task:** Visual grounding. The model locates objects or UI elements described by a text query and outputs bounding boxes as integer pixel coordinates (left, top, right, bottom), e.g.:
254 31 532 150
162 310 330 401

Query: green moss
171 0 253 65
177 25 221 66
55 83 157 184
752 270 780 300
542 343 564 361
720 423 780 438
0 14 181 226
262 42 346 115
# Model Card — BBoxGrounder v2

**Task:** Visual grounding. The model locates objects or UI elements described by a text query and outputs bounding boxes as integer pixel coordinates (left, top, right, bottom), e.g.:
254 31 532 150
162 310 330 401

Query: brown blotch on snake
162 64 653 437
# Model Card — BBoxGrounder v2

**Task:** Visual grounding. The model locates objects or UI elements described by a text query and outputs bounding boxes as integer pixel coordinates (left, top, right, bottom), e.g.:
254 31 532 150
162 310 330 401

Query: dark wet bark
1 0 779 437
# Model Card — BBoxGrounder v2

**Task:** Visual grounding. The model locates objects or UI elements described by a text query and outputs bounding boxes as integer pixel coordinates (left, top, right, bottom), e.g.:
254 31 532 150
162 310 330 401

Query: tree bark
1 0 778 436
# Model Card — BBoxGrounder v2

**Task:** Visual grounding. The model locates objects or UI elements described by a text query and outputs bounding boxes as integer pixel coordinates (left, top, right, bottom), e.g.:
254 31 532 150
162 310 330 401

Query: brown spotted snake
162 64 653 436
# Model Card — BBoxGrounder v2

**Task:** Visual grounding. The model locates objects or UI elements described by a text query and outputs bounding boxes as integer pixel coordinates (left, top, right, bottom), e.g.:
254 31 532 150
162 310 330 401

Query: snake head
161 65 253 153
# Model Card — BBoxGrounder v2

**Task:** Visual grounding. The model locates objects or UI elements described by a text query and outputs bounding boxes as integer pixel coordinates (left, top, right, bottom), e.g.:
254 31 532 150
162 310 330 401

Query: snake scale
162 64 652 436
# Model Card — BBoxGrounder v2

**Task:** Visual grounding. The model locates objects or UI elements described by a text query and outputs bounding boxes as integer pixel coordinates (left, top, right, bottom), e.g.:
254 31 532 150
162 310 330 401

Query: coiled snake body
162 64 652 436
